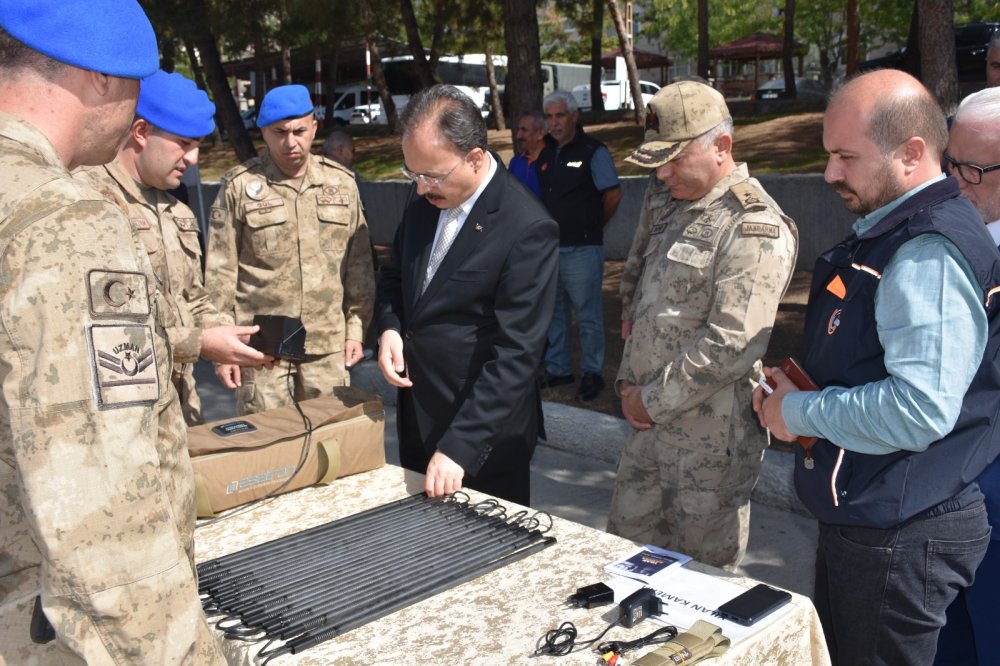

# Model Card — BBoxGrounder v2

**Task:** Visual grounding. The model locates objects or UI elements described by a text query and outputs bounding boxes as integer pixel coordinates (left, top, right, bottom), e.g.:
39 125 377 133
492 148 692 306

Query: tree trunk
903 3 922 78
485 45 506 131
160 35 176 73
845 0 859 75
183 38 223 146
782 0 797 98
697 0 709 80
607 0 644 122
281 47 292 86
917 0 958 112
195 33 257 162
502 0 544 147
325 46 341 126
591 0 606 114
253 35 267 110
367 37 399 132
400 0 434 87
183 38 208 93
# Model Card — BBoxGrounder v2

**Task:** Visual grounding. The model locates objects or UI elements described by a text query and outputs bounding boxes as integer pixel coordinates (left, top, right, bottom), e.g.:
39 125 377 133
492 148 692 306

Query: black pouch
248 315 307 361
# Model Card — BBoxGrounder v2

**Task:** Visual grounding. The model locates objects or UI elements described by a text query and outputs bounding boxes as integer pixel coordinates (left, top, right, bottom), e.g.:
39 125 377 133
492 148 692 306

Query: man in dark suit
376 85 559 505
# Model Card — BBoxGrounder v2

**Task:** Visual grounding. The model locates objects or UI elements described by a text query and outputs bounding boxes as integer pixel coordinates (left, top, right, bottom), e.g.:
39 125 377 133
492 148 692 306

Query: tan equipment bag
187 387 385 517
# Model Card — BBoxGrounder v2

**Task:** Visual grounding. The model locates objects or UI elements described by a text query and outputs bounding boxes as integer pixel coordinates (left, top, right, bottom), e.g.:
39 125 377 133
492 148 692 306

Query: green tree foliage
636 0 781 58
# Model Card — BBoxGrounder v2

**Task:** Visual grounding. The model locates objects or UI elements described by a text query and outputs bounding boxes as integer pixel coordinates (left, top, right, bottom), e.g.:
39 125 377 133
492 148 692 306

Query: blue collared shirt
782 176 987 455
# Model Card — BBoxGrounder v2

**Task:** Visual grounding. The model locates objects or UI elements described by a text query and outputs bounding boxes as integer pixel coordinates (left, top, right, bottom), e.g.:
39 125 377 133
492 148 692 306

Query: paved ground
193 359 819 597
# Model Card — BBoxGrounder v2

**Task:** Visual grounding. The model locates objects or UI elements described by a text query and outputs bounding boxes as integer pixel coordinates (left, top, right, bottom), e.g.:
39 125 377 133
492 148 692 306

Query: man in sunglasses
754 69 1000 664
934 86 1000 666
376 84 558 505
206 84 375 415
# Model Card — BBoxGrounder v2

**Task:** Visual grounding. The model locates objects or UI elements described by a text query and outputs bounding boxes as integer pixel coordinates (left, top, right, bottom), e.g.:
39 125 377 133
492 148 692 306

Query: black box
248 315 307 361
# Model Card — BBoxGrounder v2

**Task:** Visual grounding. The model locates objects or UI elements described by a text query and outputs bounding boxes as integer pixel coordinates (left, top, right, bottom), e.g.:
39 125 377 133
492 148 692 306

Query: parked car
751 77 829 102
349 103 383 125
572 80 660 111
859 22 999 83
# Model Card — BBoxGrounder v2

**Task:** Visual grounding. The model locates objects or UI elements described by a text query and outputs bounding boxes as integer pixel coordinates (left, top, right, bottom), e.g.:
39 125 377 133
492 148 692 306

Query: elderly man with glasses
934 85 1000 666
375 84 558 505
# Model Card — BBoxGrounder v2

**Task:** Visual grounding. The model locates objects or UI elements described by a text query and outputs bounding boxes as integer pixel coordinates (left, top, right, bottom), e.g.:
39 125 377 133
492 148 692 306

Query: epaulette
729 181 769 211
221 155 265 182
317 154 356 178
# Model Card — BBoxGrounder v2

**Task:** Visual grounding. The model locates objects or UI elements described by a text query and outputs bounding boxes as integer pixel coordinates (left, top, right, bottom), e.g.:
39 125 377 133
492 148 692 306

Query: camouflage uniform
607 165 798 568
206 151 374 415
77 161 223 425
0 114 224 662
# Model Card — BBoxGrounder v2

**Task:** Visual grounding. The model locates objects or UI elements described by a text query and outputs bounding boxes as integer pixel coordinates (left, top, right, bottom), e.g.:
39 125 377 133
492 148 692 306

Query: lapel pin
475 223 484 232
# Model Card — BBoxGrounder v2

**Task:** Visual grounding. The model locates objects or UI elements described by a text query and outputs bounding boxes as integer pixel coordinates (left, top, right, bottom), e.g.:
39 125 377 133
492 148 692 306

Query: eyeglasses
399 156 464 189
943 153 1000 185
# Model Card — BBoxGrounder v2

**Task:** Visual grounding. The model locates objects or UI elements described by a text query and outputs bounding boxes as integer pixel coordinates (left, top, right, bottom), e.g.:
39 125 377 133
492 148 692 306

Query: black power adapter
619 587 663 628
567 582 615 609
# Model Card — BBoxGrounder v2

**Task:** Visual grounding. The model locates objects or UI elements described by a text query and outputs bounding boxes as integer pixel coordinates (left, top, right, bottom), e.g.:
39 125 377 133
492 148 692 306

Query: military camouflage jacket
77 161 222 365
206 151 374 355
0 112 223 663
618 164 798 439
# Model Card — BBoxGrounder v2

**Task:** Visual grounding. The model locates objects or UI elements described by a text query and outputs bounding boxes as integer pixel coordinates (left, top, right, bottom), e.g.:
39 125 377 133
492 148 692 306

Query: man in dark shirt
536 90 621 402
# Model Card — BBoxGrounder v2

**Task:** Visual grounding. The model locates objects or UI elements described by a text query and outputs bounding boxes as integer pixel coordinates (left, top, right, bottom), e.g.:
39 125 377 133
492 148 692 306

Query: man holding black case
755 70 1000 665
207 84 375 415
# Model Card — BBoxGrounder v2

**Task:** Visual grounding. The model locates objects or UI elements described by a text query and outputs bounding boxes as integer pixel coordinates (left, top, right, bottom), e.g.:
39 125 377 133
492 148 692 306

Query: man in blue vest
934 86 1000 666
754 69 1000 665
537 90 622 402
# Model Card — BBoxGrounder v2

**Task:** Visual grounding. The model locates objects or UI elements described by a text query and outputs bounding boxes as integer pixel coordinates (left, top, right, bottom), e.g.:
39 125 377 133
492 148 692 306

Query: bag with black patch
187 387 385 517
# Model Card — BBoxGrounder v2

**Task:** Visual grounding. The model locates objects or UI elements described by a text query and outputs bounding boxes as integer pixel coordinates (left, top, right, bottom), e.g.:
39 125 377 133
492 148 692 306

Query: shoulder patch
88 270 150 318
730 182 768 210
89 324 159 408
741 221 781 238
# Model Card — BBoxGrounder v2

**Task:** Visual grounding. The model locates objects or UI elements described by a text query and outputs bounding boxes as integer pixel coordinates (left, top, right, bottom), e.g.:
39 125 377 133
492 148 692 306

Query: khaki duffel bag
187 387 385 517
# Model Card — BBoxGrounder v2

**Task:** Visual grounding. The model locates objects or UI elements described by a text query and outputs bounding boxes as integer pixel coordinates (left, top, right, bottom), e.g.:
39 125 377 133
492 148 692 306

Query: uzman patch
89 324 159 408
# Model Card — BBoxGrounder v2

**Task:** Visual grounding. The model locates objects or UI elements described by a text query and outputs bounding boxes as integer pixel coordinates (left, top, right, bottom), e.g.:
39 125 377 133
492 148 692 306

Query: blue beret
0 0 158 79
137 71 216 139
257 85 315 128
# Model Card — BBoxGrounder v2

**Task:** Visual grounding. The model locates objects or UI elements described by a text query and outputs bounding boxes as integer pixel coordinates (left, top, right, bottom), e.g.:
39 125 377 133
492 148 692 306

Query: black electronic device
248 315 307 361
715 583 791 626
211 420 258 437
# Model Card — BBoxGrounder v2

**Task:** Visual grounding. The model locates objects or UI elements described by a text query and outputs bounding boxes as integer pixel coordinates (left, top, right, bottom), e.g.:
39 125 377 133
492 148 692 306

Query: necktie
423 206 462 292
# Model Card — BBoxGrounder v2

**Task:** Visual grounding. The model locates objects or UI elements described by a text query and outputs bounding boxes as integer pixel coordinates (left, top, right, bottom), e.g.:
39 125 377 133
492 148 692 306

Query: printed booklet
604 544 692 584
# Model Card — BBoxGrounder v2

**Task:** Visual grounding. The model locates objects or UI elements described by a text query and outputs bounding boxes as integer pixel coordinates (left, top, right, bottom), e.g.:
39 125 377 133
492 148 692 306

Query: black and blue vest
797 177 1000 527
537 126 607 247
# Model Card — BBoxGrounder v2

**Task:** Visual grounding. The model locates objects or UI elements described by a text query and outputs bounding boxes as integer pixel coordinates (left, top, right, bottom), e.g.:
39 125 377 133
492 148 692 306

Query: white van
572 80 660 111
327 84 380 125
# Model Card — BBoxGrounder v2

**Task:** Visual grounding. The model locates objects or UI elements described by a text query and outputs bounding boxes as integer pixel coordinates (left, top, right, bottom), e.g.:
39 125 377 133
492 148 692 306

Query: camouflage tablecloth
195 464 831 666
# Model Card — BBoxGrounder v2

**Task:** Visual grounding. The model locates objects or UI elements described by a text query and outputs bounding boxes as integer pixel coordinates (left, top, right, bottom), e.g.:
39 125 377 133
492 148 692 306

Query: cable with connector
536 587 672 657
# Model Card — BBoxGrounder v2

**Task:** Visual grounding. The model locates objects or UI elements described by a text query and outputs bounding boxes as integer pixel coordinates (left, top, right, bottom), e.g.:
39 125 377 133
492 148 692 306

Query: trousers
236 351 348 415
814 498 990 665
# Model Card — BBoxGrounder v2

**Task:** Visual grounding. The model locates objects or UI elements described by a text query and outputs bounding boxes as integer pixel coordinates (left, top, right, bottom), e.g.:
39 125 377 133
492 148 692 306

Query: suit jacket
376 164 559 476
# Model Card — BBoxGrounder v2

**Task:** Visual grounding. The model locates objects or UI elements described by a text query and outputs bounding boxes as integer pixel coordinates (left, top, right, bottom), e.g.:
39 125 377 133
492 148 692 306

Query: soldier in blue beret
206 84 375 415
0 3 225 663
78 70 273 427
